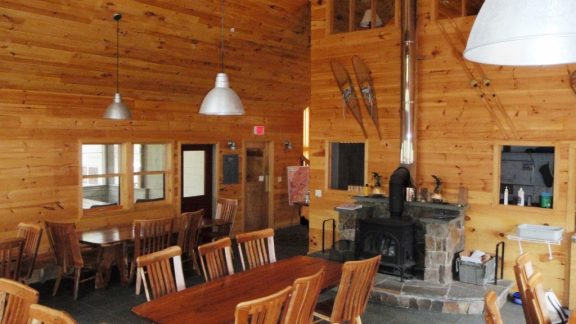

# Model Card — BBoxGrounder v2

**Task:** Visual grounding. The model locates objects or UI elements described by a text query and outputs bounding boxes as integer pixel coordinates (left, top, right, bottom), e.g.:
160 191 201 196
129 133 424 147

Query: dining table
79 218 233 288
131 255 343 324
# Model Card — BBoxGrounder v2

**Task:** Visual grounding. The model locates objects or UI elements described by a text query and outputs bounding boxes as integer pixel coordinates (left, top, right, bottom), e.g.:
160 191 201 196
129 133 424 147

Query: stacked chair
513 252 570 324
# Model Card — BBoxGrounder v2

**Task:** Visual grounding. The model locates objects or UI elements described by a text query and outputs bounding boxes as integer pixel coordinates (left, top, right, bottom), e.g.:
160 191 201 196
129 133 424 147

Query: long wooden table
131 255 343 324
78 219 234 288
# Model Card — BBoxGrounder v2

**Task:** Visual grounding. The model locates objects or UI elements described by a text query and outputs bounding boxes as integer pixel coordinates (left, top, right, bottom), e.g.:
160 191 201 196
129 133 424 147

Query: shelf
506 233 562 260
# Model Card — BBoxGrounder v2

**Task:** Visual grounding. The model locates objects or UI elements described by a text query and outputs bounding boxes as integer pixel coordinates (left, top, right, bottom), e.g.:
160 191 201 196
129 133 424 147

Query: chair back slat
27 303 77 324
526 272 551 324
484 290 503 324
137 246 185 301
236 228 276 271
330 255 380 323
282 268 324 324
235 286 292 324
44 222 84 272
0 238 25 281
134 218 173 258
0 278 39 324
176 210 204 256
514 253 536 324
16 223 43 281
198 237 234 282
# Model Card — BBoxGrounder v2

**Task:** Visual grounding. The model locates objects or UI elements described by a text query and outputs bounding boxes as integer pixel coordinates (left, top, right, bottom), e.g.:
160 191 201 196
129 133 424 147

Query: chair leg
135 268 142 295
73 268 81 300
52 267 63 296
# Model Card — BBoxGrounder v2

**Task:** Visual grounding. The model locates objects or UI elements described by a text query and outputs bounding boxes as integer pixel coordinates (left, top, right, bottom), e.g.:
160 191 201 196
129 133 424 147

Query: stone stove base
371 273 513 314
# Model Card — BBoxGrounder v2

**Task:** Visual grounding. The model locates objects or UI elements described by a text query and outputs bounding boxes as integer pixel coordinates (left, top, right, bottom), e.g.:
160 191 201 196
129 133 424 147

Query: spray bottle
503 186 509 205
518 187 525 206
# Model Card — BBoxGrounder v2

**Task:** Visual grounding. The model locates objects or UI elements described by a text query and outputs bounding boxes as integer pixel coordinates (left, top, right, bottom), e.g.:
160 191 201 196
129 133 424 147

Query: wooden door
244 142 270 231
181 144 213 219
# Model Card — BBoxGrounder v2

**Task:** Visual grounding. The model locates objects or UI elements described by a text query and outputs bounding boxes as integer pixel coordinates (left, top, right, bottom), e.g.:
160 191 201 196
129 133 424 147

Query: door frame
177 142 218 218
242 140 274 232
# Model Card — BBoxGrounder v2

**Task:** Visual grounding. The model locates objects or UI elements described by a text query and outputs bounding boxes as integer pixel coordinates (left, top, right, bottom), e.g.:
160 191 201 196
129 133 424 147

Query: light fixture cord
116 16 120 93
220 0 225 73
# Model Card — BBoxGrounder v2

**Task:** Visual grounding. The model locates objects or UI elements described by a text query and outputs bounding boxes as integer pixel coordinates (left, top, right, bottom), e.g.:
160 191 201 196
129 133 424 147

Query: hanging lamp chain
220 0 225 73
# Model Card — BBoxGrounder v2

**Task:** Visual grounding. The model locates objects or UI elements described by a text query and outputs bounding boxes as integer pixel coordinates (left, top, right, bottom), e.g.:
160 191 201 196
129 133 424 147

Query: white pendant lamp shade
464 0 576 66
199 73 244 115
104 93 132 119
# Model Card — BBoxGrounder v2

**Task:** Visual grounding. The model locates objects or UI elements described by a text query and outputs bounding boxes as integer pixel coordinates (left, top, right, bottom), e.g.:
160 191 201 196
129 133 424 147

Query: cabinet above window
329 0 398 35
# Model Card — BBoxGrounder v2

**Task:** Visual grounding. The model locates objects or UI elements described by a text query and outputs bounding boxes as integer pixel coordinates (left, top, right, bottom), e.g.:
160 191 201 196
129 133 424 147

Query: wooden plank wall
0 0 310 255
310 0 576 303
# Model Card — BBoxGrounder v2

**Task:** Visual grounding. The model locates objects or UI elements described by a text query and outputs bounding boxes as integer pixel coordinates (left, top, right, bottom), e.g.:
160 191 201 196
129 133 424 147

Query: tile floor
30 225 526 323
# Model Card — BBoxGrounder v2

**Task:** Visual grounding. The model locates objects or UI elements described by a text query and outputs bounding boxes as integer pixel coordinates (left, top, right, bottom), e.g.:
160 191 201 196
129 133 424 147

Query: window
499 145 554 208
437 0 484 20
82 144 121 209
329 142 365 190
331 0 397 34
82 142 170 212
134 144 167 202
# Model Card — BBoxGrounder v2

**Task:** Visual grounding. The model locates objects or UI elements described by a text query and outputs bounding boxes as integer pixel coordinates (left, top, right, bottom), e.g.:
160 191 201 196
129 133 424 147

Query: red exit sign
253 125 265 136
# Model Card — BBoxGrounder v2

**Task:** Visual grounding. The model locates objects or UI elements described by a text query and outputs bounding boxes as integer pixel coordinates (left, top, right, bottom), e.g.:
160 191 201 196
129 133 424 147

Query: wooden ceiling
0 0 311 107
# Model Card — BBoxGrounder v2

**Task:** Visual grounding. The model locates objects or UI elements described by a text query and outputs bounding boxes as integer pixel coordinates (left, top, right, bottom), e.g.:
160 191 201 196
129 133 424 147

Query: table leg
96 242 126 289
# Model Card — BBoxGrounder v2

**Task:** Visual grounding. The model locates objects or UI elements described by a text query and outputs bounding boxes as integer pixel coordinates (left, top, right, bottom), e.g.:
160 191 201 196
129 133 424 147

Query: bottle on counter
503 186 509 205
364 184 371 196
518 187 525 206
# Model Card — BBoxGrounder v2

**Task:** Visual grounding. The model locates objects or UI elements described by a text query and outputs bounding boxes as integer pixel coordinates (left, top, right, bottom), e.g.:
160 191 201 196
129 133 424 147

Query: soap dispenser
518 187 525 206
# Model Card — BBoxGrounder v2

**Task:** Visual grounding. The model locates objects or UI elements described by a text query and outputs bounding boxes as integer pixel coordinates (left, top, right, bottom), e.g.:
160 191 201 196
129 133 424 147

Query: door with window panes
181 144 213 219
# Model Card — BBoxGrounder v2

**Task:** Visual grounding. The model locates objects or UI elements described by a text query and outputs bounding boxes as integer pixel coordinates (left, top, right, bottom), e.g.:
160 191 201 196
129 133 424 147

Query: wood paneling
0 0 310 259
310 0 576 304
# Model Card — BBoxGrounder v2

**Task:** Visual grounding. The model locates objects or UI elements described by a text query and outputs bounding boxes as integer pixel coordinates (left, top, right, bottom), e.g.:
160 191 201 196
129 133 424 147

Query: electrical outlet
314 189 322 198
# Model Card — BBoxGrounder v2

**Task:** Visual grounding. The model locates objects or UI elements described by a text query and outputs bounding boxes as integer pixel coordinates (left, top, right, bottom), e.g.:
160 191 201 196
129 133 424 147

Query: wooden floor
30 225 525 323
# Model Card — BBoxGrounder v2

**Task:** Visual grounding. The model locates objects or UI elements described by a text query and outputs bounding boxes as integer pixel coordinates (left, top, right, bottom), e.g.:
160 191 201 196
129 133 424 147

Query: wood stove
356 217 415 280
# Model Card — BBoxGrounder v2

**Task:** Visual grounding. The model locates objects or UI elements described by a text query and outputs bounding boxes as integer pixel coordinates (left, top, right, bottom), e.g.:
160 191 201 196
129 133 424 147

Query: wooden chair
236 228 276 271
0 237 25 280
136 246 186 302
282 268 324 324
204 198 239 241
176 210 204 274
0 278 39 324
526 272 551 324
313 255 381 324
197 237 234 282
484 290 503 324
17 222 43 282
514 253 536 324
131 218 174 295
44 221 101 300
234 286 292 324
28 304 77 324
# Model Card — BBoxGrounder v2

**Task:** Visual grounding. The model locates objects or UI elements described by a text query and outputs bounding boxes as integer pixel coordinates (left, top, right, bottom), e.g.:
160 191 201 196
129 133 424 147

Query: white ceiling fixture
464 0 576 66
103 13 132 120
199 0 244 115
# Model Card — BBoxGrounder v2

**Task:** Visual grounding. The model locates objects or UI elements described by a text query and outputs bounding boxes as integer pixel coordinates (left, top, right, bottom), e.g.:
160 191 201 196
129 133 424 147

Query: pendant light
464 0 576 66
104 13 132 120
199 0 244 115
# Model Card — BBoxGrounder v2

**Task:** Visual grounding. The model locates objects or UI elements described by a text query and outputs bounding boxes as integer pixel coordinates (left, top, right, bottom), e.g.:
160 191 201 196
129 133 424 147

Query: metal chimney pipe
400 0 417 177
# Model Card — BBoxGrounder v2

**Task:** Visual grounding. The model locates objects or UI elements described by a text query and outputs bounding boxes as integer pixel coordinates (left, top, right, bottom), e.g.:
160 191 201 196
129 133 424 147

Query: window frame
132 143 170 204
80 141 172 216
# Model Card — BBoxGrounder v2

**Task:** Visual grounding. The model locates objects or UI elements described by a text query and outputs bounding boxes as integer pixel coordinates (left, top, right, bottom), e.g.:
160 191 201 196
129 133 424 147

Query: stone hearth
371 273 513 314
337 196 467 284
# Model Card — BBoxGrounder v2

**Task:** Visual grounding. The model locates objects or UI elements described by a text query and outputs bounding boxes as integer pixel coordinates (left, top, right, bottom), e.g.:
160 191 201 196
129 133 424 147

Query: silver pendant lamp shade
464 0 576 66
104 13 132 120
199 0 244 115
